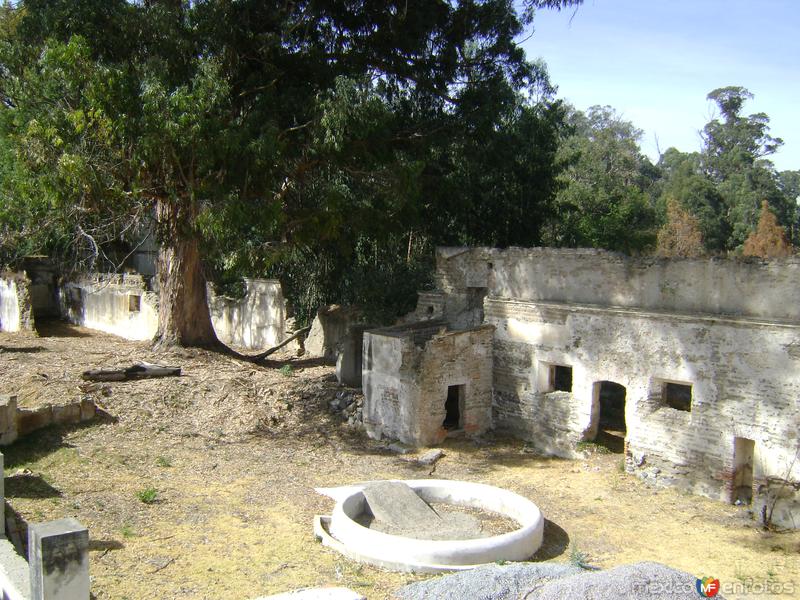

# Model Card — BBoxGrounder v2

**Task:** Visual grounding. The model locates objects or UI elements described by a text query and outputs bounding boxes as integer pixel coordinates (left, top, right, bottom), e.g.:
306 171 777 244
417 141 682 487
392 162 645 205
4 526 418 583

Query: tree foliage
0 0 572 335
544 105 657 253
742 200 793 258
656 199 705 258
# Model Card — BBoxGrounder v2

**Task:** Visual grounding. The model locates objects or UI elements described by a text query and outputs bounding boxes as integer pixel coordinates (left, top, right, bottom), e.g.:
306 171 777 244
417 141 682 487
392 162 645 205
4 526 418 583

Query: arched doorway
593 381 627 453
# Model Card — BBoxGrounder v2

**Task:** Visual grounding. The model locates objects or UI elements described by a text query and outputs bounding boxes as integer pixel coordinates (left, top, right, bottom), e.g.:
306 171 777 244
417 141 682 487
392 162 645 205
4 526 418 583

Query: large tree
544 105 658 252
701 86 791 247
0 0 557 347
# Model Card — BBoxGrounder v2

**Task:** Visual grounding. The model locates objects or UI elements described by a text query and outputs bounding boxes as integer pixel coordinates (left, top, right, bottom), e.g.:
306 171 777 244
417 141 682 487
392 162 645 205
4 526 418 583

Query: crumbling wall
362 321 493 446
0 273 34 333
305 305 363 361
435 246 800 321
429 247 800 529
60 274 158 341
208 279 287 350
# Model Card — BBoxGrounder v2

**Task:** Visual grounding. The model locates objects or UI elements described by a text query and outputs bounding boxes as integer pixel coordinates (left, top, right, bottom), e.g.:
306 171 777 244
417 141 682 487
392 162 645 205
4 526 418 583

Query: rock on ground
417 449 444 465
394 561 721 600
255 587 365 600
394 563 582 600
534 561 723 600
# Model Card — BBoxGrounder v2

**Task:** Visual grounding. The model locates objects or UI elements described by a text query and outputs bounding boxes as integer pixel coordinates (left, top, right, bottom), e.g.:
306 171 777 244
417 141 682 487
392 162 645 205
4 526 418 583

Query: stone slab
0 537 30 600
29 517 89 600
417 449 444 466
362 481 440 531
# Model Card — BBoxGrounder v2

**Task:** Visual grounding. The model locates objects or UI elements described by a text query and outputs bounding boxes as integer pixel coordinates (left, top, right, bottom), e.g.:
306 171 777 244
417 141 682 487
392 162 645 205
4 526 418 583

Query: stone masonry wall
60 274 159 341
58 275 288 349
362 321 494 447
208 278 287 350
429 246 800 529
0 273 34 333
434 246 800 322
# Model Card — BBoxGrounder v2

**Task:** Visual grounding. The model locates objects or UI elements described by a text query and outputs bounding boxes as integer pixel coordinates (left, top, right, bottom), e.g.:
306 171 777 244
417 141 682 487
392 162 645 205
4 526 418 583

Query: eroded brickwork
362 321 494 446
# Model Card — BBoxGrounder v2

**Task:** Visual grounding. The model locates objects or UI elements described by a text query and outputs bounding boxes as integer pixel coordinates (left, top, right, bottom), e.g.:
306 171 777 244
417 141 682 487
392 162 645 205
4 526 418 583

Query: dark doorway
733 437 755 505
594 381 627 453
443 385 464 430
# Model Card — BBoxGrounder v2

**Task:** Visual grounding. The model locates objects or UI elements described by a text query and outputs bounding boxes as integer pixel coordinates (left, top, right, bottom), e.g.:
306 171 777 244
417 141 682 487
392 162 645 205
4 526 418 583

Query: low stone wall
60 274 158 341
0 274 34 333
57 274 289 349
363 322 494 446
0 396 96 446
208 279 287 350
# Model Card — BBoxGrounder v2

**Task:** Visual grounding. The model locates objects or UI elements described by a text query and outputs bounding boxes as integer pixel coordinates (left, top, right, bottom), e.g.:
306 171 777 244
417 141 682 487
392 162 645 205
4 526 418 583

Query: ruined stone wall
0 273 34 333
429 246 800 529
434 246 800 322
59 275 288 348
208 279 287 350
362 322 494 446
60 274 159 341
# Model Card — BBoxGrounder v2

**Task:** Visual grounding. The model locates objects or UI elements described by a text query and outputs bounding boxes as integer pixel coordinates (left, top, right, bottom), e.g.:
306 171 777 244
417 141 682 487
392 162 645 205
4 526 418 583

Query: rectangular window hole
551 365 573 392
663 382 692 412
128 294 141 313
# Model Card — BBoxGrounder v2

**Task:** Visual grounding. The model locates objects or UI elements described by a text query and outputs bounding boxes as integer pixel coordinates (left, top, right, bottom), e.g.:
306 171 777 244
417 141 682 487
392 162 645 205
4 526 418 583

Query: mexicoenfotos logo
696 576 721 597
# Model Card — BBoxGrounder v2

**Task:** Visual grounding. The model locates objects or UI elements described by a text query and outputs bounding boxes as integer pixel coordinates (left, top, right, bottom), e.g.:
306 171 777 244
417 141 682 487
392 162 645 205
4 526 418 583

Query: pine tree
742 200 793 258
656 199 705 258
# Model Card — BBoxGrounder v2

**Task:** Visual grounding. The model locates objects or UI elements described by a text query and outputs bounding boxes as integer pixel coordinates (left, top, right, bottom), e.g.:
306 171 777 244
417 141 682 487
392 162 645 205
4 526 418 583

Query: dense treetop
0 0 795 338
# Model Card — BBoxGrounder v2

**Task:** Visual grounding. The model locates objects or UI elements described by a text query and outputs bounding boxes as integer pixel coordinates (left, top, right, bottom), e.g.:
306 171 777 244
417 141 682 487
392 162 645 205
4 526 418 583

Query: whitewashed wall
208 279 286 350
0 274 33 333
60 275 158 341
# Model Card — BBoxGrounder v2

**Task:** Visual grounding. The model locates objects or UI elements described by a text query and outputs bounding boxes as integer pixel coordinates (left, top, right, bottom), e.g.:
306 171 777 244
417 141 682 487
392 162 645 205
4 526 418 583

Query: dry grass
1 324 798 599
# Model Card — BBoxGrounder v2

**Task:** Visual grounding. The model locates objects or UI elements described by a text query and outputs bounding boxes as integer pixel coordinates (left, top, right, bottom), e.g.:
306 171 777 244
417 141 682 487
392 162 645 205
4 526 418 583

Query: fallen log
247 326 311 362
82 362 181 382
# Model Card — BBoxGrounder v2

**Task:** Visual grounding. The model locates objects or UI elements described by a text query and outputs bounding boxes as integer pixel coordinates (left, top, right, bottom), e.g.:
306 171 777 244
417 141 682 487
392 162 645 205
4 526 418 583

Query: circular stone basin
313 479 544 573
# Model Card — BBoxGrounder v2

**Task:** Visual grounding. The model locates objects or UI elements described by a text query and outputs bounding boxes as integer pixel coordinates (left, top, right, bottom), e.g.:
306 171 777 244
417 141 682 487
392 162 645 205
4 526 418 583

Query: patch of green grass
136 487 159 504
568 543 594 570
618 458 626 472
120 525 136 538
279 364 294 377
155 456 172 468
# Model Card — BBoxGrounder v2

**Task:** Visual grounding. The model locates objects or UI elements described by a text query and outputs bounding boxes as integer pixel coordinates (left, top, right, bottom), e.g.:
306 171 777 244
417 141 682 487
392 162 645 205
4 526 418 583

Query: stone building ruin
363 247 800 529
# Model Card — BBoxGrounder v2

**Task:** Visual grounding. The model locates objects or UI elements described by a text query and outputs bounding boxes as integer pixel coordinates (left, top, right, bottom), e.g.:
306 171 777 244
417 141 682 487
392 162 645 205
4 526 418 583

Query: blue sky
522 0 799 171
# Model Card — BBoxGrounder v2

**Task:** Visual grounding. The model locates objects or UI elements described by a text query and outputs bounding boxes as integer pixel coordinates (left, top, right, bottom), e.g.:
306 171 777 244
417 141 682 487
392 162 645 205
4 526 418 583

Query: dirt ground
0 324 798 599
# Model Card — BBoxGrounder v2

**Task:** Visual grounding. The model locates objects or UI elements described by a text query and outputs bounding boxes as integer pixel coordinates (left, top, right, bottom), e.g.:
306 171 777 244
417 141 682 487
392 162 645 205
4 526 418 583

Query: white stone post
28 518 89 600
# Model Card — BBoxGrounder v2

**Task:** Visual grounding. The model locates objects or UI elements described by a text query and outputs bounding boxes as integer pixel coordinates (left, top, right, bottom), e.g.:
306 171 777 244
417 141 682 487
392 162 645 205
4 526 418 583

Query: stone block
0 395 19 445
29 517 90 600
17 407 53 437
335 325 370 388
79 400 96 422
52 404 81 425
362 481 440 532
306 305 362 361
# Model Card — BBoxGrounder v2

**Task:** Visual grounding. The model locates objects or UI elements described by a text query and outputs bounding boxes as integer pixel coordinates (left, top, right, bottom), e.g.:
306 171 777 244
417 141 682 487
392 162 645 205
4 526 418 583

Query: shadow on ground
0 345 46 353
533 519 571 560
2 418 113 471
4 472 61 499
34 320 92 338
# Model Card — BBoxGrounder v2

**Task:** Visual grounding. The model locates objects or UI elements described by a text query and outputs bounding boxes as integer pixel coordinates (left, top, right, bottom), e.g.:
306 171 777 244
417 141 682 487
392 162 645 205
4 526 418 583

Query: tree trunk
153 198 220 348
